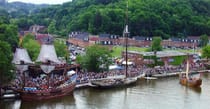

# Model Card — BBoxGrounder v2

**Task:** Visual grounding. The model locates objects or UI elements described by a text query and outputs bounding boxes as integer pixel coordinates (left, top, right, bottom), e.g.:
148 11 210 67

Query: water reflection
1 75 210 109
19 94 75 109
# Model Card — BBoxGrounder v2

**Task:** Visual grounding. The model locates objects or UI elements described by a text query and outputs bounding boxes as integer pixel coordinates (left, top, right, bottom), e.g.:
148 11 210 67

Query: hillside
6 0 210 38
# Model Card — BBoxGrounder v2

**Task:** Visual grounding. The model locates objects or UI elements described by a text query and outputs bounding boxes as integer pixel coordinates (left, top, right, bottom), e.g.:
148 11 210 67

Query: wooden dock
1 89 20 99
152 70 210 78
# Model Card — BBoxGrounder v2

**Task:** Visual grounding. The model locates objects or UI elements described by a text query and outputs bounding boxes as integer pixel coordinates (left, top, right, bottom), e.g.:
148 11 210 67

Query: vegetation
21 34 68 61
9 0 209 38
0 41 14 86
0 22 18 88
199 34 209 47
1 0 210 38
76 45 112 72
54 39 68 59
202 45 210 59
0 24 18 51
48 20 56 34
22 34 41 61
150 37 162 51
170 56 186 66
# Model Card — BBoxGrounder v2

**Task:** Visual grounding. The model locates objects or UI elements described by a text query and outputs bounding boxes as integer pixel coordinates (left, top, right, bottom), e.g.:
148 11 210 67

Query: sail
36 44 60 64
12 48 33 64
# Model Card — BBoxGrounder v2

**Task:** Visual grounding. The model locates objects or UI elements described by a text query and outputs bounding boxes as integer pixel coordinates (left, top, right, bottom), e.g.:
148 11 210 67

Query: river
1 73 210 109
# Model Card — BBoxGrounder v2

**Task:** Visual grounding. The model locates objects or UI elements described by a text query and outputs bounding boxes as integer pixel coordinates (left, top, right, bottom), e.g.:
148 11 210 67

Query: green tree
0 41 14 93
202 45 210 59
48 20 56 34
76 45 112 72
22 34 40 61
0 24 18 51
151 37 162 51
54 39 68 58
199 34 209 47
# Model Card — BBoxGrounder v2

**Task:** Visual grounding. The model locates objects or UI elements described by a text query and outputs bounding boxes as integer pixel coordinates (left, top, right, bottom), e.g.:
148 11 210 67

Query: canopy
109 65 124 70
67 70 76 76
12 48 33 64
36 44 60 63
122 61 133 65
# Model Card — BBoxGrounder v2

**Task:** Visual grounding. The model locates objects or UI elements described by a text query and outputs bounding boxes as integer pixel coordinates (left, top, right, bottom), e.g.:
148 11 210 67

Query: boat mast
186 55 189 79
124 0 129 78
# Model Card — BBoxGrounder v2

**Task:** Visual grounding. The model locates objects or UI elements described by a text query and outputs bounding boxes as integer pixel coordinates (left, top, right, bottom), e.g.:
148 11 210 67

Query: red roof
89 37 99 41
36 34 49 40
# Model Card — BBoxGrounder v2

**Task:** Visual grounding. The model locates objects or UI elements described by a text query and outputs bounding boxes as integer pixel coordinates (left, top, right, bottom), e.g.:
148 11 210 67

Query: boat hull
91 77 137 88
179 77 202 87
17 83 75 101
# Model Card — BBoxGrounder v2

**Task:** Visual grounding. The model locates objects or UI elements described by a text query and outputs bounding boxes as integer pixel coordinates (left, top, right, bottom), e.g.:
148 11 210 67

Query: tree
48 20 56 34
202 45 210 59
0 24 18 51
199 34 209 47
76 45 112 72
0 41 14 93
54 39 68 58
151 37 162 51
22 34 40 61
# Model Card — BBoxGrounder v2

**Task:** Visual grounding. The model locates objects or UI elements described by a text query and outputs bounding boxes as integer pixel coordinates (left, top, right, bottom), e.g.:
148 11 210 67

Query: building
68 32 91 48
35 34 53 44
122 51 193 67
98 34 120 45
29 25 46 34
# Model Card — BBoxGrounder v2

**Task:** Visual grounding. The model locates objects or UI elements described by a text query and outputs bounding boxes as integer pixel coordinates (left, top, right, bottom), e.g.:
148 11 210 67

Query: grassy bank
111 46 148 57
111 46 200 57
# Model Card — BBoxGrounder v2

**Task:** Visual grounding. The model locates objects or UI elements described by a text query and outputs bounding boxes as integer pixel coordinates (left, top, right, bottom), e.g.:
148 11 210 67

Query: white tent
67 70 76 76
109 65 124 70
12 48 33 64
122 61 133 65
36 44 60 64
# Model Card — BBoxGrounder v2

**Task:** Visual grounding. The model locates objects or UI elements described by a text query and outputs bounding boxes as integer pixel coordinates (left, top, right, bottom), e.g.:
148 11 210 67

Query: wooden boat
91 77 137 88
179 57 202 87
14 79 76 101
91 2 137 88
11 44 78 101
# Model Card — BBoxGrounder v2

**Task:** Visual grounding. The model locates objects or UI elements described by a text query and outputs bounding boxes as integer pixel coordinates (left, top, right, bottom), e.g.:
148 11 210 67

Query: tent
67 70 76 76
122 61 133 65
109 65 124 70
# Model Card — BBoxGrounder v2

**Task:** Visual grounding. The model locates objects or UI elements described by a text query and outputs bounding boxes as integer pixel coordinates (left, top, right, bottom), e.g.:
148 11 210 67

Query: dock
1 89 20 99
152 70 209 78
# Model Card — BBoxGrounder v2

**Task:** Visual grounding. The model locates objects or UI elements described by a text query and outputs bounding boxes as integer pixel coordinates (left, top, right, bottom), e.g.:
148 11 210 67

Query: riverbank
75 68 209 89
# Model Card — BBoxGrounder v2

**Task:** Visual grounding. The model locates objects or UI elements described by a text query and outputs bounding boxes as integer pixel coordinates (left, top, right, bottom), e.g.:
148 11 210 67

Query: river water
1 73 210 109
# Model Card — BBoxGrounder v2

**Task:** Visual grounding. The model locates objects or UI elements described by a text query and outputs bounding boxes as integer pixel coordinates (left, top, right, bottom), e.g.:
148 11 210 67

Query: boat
11 44 78 101
90 1 138 88
143 77 157 80
179 56 202 87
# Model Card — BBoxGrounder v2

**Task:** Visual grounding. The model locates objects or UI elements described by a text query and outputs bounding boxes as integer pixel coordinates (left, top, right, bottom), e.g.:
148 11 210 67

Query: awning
122 61 133 65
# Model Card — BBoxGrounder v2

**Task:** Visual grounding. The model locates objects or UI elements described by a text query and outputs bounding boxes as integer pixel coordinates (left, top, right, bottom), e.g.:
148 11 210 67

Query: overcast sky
8 0 71 4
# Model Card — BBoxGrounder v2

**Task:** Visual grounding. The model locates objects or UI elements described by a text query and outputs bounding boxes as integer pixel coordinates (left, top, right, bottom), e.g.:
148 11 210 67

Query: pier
1 88 19 99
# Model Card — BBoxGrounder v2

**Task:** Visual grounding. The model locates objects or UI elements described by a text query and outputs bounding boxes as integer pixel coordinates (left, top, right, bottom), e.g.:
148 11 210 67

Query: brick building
122 51 193 67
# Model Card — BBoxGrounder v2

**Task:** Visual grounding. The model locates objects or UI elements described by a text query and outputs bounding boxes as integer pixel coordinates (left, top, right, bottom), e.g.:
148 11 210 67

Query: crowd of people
11 60 206 90
13 72 68 91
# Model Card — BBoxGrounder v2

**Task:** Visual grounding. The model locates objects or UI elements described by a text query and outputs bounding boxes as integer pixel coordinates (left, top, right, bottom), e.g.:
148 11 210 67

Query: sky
7 0 71 4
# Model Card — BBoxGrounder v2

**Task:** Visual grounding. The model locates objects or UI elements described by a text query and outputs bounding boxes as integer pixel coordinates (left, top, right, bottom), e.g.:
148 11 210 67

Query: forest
2 0 210 38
